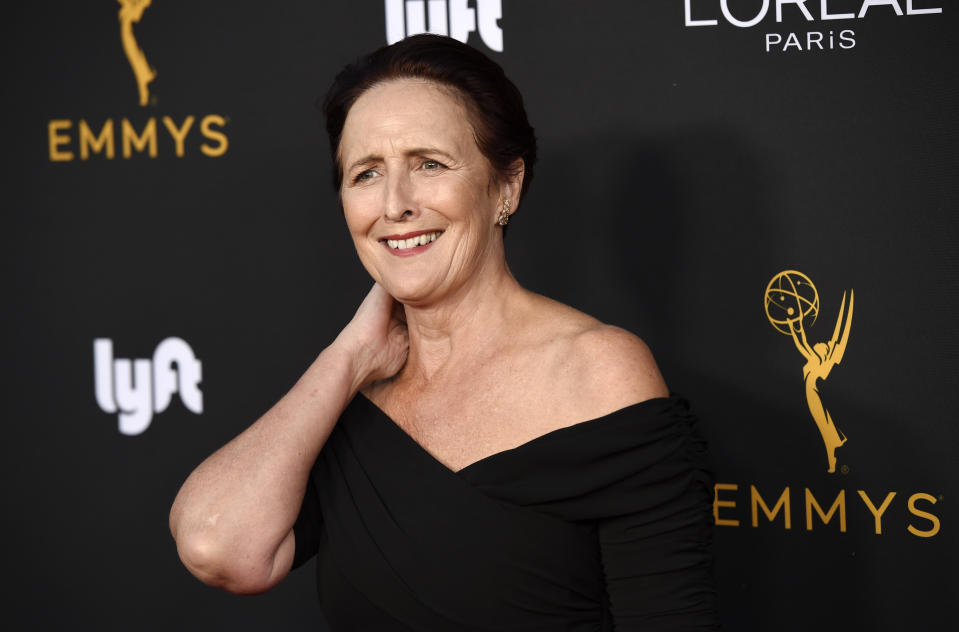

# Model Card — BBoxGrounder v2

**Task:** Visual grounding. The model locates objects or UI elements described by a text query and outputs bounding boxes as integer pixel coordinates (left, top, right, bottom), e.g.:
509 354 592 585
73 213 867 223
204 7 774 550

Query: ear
499 158 525 213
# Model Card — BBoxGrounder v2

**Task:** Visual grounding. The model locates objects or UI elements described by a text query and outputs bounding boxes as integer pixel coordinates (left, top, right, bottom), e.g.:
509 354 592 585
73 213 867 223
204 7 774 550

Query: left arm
572 325 719 629
598 423 719 630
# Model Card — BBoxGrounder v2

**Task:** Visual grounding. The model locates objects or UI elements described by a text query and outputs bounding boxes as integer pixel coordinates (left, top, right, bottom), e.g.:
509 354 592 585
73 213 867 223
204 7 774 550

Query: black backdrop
4 1 956 629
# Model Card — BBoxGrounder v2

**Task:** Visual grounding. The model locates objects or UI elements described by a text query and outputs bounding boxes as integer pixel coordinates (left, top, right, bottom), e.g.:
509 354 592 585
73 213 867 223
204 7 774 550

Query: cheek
341 192 379 237
429 178 489 221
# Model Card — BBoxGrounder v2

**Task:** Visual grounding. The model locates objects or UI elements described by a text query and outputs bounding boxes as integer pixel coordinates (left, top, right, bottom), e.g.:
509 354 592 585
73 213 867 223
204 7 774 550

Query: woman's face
338 79 509 306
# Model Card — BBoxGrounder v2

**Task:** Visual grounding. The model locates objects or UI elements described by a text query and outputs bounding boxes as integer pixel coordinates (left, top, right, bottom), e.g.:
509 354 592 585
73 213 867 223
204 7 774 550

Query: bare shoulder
521 295 669 422
568 322 669 411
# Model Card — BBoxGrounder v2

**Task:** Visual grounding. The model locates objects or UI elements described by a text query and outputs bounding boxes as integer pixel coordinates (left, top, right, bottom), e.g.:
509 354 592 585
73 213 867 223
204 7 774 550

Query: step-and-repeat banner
4 1 955 630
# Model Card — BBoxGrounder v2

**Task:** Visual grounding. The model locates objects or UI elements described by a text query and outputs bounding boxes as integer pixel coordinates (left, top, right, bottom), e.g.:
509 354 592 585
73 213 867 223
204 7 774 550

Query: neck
400 255 527 383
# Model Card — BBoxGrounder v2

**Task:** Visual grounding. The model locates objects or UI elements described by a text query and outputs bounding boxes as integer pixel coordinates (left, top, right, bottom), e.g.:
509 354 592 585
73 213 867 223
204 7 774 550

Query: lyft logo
385 0 504 52
94 337 203 436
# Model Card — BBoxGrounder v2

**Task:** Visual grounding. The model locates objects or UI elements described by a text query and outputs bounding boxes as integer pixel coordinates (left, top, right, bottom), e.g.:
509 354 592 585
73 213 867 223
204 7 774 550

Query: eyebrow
344 147 457 173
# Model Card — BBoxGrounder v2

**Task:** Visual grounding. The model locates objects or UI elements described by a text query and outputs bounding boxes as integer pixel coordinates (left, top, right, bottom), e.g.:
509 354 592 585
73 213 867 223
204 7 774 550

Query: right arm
789 320 813 361
168 284 408 594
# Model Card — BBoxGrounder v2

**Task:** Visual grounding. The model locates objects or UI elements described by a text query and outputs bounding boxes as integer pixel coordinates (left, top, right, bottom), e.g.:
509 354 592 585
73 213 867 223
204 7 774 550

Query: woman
170 34 718 630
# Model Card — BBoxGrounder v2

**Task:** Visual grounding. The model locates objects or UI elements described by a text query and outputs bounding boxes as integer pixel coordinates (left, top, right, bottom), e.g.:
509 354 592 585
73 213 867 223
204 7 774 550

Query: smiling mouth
382 230 443 251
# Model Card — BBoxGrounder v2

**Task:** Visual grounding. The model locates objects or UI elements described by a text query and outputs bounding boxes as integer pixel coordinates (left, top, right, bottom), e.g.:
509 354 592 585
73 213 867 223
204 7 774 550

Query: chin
375 276 423 301
383 279 445 306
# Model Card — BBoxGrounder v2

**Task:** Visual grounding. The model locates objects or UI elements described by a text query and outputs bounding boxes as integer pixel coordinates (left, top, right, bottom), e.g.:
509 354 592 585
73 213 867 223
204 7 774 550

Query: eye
351 169 377 184
422 159 446 171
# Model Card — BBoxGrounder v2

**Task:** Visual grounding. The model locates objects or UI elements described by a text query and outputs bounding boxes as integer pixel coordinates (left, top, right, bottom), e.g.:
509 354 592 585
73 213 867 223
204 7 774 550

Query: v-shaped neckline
353 393 674 477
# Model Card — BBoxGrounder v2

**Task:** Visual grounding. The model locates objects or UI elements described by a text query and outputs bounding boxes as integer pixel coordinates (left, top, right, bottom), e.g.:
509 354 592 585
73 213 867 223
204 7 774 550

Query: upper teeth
386 231 441 250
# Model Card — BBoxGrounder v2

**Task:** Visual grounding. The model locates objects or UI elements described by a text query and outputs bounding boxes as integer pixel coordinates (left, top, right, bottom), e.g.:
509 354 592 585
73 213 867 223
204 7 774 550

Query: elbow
173 531 281 595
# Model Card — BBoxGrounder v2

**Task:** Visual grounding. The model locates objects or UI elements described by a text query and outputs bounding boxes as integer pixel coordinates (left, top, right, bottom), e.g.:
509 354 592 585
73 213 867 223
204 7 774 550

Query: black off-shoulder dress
292 394 719 631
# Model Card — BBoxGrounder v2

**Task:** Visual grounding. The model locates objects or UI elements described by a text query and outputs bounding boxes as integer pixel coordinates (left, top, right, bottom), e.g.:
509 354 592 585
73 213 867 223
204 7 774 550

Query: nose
383 172 417 222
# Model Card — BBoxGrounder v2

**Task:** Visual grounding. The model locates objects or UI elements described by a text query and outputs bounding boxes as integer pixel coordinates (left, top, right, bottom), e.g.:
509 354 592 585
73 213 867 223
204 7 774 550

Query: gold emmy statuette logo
118 0 156 106
47 0 231 162
765 270 854 473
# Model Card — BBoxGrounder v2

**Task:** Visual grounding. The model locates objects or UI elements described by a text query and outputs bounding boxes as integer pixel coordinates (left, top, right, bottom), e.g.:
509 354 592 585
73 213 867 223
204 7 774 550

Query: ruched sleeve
595 399 718 630
463 396 719 630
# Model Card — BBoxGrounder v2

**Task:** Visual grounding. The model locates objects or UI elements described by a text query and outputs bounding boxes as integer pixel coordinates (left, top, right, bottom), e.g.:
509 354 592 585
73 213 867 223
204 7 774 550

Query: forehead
339 79 476 162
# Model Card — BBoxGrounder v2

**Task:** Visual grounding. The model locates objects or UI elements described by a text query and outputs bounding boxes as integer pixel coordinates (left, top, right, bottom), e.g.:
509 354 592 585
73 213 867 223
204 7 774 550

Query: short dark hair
323 34 537 201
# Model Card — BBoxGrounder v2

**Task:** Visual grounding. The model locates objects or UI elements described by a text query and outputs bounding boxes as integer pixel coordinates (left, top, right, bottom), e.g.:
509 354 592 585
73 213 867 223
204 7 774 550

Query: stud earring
496 199 512 226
